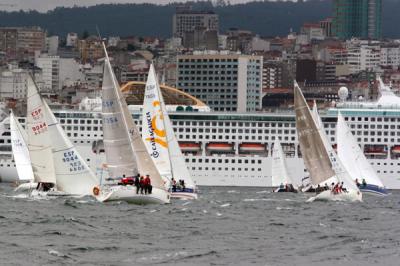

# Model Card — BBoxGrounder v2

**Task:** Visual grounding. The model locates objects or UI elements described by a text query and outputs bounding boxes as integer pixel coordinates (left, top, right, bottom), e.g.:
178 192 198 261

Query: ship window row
172 121 296 128
177 127 296 134
186 158 262 164
345 116 400 123
178 134 294 142
62 126 101 131
194 167 262 172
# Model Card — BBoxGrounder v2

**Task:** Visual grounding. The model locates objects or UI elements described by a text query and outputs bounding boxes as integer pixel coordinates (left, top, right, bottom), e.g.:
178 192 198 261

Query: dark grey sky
0 0 290 12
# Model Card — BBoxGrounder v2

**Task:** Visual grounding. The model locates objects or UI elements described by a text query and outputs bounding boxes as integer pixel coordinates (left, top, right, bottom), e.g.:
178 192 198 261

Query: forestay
10 111 34 181
337 113 384 188
26 76 56 184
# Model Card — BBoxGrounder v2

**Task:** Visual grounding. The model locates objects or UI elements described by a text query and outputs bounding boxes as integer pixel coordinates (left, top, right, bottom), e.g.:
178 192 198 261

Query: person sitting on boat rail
355 178 360 187
180 179 185 191
324 183 329 191
340 182 347 192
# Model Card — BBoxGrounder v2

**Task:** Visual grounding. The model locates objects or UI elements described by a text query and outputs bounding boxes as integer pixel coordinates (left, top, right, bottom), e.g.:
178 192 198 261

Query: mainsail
10 111 34 181
337 113 384 188
271 140 292 187
295 82 359 192
44 100 98 195
294 82 336 186
26 76 56 184
101 45 166 191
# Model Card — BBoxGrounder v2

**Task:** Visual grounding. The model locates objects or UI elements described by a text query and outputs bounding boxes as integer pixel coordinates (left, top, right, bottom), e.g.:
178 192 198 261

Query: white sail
337 113 385 188
10 111 34 181
294 82 359 193
26 76 56 184
44 101 98 195
271 140 293 187
101 45 166 191
142 64 173 181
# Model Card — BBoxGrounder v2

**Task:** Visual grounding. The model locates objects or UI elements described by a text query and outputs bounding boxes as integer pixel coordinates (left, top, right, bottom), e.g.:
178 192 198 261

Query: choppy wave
0 184 398 265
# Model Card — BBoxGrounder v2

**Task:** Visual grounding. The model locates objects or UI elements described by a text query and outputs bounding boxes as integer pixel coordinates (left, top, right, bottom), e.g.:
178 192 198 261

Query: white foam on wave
227 190 240 194
220 203 231 207
276 206 292 210
243 198 275 202
48 249 66 257
216 212 222 216
202 209 208 213
256 190 269 194
181 201 191 206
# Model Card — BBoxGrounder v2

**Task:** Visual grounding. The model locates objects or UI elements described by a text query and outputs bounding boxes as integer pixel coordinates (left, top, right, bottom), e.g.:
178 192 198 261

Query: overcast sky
0 0 274 13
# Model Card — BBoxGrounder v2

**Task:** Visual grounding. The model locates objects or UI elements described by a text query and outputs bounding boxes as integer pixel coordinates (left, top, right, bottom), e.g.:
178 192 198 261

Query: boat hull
307 190 362 202
14 182 37 192
97 185 170 204
273 187 298 193
171 191 198 200
359 184 388 196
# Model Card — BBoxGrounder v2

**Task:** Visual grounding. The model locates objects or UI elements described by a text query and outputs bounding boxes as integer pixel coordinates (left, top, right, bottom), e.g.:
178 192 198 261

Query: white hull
171 191 198 200
30 189 73 198
14 182 37 192
307 190 362 202
96 185 170 204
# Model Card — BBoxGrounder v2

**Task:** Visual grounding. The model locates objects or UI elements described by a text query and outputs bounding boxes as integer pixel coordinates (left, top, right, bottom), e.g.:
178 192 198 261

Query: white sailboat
21 76 99 196
336 113 388 196
96 45 170 204
142 64 197 199
271 140 297 193
26 76 57 191
294 82 362 202
10 111 37 191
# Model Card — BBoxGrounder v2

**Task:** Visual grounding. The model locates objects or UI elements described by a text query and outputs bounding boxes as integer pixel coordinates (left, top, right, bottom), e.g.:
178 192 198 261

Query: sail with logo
142 64 197 199
294 81 362 202
96 44 170 204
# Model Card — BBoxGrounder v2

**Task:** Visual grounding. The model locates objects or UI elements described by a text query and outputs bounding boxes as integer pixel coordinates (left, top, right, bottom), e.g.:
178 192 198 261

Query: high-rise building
0 27 46 60
172 9 219 39
332 0 382 40
177 52 263 112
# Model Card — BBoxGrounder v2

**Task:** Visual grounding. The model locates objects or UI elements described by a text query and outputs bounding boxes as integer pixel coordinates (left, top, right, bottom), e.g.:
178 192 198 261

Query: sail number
32 122 47 135
102 100 114 108
104 117 118 124
31 108 43 120
62 151 85 172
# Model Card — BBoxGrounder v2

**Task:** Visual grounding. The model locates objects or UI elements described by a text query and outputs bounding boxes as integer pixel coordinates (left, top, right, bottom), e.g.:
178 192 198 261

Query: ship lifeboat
179 142 201 152
239 143 266 152
206 142 234 152
364 146 387 156
391 146 400 154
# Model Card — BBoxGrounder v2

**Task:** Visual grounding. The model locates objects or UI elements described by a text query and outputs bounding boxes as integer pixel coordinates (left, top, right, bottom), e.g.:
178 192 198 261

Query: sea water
0 184 399 266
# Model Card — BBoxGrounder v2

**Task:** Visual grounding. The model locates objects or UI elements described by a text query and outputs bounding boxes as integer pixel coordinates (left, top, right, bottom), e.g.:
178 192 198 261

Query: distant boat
10 110 36 191
141 64 197 200
271 139 297 193
96 45 170 204
294 81 362 202
20 76 98 196
336 113 388 196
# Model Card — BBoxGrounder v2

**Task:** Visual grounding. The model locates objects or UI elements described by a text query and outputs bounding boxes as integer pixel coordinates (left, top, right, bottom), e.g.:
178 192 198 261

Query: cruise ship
1 81 400 189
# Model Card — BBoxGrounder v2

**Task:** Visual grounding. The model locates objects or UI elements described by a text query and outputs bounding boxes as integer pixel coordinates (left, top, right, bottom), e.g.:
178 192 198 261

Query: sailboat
10 110 37 191
294 81 362 202
23 76 99 196
337 113 388 196
96 44 170 204
271 140 297 193
141 64 197 199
